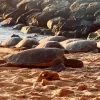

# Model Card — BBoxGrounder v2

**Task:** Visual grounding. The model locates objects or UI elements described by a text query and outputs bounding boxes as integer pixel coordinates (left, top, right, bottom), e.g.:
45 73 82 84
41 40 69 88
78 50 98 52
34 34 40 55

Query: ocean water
0 27 47 43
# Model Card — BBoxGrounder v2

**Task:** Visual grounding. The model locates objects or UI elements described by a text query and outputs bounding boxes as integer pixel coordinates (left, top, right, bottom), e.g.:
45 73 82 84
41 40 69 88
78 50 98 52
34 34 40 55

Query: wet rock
70 0 100 20
0 18 14 26
39 36 66 43
13 24 25 30
86 2 100 15
60 39 97 52
21 26 42 34
52 19 93 38
16 0 40 10
47 17 66 30
16 9 41 24
3 8 27 23
87 29 100 40
26 10 56 27
55 31 79 38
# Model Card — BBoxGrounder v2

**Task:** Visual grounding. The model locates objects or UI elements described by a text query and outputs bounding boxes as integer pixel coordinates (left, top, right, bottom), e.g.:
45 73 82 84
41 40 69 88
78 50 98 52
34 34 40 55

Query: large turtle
0 48 83 72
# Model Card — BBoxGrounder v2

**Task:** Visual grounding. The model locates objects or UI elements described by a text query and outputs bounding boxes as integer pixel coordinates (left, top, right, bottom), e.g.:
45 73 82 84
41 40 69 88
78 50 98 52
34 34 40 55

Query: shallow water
0 27 47 43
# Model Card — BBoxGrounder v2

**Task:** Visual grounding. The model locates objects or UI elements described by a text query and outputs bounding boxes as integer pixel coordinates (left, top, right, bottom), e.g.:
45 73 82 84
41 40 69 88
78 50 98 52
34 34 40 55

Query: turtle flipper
64 58 84 68
44 62 65 72
0 63 15 67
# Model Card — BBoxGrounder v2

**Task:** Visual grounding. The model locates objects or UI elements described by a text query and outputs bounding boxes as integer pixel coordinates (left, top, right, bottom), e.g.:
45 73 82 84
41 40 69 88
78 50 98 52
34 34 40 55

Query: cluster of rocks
0 35 99 53
0 0 100 39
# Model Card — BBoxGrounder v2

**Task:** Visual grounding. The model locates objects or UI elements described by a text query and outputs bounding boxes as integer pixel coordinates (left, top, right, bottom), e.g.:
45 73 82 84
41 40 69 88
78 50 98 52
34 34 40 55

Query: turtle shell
1 37 22 47
15 38 39 49
39 36 66 43
4 48 64 67
36 41 64 49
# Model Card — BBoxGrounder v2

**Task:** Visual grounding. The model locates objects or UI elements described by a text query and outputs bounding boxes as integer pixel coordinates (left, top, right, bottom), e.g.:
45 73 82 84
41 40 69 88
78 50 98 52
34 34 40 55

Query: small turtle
39 36 66 43
1 37 22 47
0 48 83 72
36 41 64 49
15 38 39 49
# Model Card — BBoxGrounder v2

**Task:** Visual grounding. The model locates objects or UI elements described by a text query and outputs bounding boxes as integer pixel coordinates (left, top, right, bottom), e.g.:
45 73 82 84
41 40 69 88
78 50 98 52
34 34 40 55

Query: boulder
13 24 25 30
21 26 42 34
47 17 66 30
16 0 40 10
60 39 97 52
26 10 56 27
87 29 100 40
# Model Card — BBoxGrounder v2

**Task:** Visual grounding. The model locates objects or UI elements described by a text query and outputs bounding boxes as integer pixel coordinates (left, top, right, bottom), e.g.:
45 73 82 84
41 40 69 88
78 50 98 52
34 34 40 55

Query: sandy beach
0 52 99 100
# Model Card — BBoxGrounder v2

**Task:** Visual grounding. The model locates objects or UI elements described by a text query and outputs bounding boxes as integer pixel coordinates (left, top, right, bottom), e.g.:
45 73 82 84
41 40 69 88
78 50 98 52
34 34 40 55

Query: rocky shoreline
0 0 100 38
0 0 100 53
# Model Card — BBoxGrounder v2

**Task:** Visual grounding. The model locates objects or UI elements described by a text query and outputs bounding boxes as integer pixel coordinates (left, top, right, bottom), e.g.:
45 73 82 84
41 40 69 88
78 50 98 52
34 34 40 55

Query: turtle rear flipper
0 59 6 64
64 58 84 68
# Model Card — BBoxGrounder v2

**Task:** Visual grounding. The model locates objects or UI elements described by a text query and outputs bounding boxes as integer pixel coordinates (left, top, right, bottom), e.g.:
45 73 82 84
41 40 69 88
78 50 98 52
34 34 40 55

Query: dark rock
21 26 42 34
87 29 100 40
16 9 41 24
13 24 25 30
16 0 40 10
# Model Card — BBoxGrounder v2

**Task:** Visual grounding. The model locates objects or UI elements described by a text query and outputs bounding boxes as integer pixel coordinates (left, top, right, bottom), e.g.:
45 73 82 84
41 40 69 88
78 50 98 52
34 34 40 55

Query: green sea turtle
0 48 83 72
36 41 64 49
0 37 22 47
15 38 39 49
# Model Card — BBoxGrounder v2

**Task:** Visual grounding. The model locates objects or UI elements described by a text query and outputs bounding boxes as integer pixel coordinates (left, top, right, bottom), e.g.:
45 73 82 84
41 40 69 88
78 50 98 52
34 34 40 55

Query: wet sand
0 51 100 100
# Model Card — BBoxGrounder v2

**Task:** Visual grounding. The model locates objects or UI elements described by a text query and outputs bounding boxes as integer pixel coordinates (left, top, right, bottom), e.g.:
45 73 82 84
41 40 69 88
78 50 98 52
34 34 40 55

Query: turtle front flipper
64 58 84 68
44 60 66 72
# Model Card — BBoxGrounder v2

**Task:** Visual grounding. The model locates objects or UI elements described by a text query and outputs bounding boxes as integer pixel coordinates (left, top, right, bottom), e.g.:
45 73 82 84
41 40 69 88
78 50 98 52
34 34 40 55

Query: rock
26 10 55 27
86 2 100 15
16 9 41 24
39 36 66 43
1 37 22 47
3 8 27 23
60 39 97 52
0 18 14 26
16 0 40 10
21 26 42 34
55 31 79 38
87 29 100 40
52 19 93 38
36 71 60 82
13 24 25 30
15 38 39 49
47 17 66 30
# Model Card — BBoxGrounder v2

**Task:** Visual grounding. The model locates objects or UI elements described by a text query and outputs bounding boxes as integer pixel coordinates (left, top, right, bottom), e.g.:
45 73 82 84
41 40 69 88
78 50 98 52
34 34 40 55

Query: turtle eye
41 73 47 77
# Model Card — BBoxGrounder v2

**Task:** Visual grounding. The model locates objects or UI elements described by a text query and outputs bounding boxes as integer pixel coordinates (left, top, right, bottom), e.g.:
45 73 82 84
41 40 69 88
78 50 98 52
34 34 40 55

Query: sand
0 50 100 100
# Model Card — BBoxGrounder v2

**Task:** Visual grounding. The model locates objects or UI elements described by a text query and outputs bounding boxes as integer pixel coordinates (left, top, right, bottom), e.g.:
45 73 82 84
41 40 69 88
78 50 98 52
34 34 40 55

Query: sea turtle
0 37 22 47
39 36 66 43
15 38 39 49
0 48 83 72
35 41 64 49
